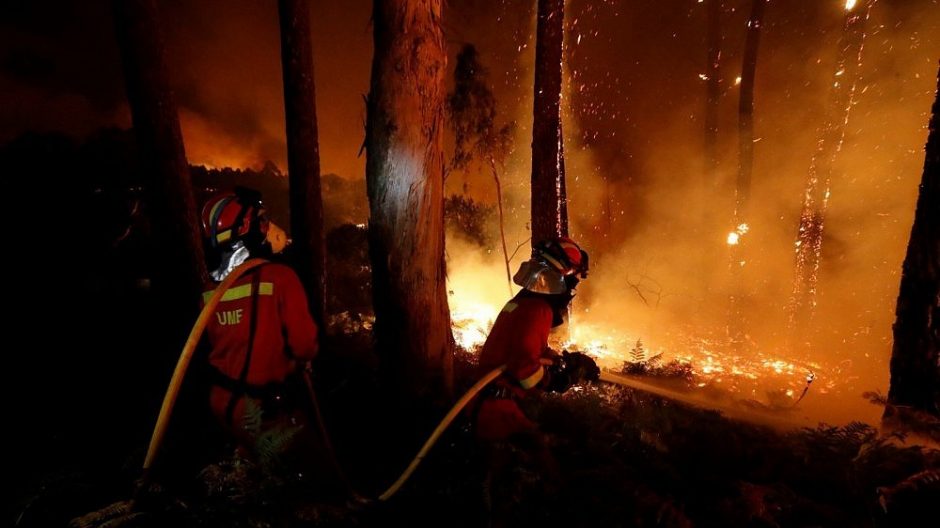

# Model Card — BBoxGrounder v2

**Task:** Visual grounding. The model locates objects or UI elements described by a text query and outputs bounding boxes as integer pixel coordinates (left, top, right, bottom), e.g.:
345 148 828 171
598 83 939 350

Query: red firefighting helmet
200 188 269 248
534 236 589 278
513 236 589 294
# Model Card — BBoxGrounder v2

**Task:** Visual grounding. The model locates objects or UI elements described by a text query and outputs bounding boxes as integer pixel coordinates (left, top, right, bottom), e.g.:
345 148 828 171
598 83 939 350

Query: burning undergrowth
320 218 864 427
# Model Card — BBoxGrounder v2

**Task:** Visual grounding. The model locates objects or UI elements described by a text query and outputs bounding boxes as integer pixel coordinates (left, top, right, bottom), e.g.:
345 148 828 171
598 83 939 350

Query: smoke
1 0 373 177
163 0 375 177
560 0 938 424
440 0 938 425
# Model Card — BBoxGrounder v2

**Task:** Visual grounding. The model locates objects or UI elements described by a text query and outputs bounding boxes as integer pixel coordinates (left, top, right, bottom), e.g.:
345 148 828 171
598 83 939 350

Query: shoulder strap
224 268 264 425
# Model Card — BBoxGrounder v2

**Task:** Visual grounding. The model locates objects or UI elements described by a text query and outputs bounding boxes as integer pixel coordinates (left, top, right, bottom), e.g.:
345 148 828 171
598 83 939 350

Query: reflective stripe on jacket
202 262 318 425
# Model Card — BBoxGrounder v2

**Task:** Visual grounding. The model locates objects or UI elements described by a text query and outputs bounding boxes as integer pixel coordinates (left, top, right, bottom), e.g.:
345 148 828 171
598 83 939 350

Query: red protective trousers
475 295 555 441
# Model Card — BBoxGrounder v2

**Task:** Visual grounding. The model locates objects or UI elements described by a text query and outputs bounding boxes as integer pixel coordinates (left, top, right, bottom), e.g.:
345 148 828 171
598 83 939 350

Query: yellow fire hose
138 253 508 503
140 259 268 479
375 361 815 500
375 361 742 500
140 262 809 505
376 365 507 501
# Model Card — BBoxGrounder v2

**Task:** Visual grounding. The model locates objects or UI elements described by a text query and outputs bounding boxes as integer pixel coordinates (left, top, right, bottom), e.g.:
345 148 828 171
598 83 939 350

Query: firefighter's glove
561 351 600 383
544 355 573 393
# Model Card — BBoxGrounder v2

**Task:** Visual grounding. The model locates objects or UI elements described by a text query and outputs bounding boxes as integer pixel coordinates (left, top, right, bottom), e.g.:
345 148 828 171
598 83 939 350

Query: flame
446 288 833 400
446 237 512 351
451 302 498 350
845 0 857 11
443 240 843 416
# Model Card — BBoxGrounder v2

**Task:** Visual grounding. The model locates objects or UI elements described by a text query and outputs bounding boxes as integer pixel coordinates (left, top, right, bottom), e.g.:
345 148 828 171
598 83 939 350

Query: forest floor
12 328 940 528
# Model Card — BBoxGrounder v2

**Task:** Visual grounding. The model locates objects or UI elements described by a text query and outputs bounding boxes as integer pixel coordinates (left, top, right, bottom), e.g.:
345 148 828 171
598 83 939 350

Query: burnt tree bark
112 0 206 317
531 0 568 245
366 0 454 398
885 64 940 420
278 0 326 325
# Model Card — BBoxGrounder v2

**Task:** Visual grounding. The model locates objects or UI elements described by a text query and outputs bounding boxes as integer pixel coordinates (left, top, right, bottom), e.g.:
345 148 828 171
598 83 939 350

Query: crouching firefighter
199 188 325 480
473 237 600 517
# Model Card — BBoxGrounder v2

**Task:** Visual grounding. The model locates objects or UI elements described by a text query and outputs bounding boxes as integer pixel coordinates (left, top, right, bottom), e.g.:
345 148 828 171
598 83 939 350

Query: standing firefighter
199 187 321 474
474 237 600 517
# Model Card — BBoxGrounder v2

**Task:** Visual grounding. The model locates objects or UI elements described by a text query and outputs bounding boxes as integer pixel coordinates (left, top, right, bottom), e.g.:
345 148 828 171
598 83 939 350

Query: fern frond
68 501 133 528
99 513 146 528
255 424 301 470
241 398 264 438
862 390 888 406
630 340 645 363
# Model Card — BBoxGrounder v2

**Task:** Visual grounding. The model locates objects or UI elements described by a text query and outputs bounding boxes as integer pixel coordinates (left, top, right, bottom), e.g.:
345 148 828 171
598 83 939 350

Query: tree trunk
366 0 453 398
727 0 767 346
488 157 513 295
733 0 766 222
278 0 326 326
885 64 940 420
698 0 724 299
531 0 568 244
789 0 875 336
112 0 206 318
705 0 722 191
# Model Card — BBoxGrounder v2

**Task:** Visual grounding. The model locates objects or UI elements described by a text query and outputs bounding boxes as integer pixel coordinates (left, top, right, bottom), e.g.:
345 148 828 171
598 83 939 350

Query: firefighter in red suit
475 237 600 516
199 188 320 468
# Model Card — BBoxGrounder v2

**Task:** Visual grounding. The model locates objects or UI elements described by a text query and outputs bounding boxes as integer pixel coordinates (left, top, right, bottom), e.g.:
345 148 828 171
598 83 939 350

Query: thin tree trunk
885 63 940 420
789 0 876 337
705 0 722 190
531 0 568 244
699 0 723 299
728 0 767 346
278 0 326 326
734 0 766 222
112 0 206 318
366 0 454 398
488 157 513 295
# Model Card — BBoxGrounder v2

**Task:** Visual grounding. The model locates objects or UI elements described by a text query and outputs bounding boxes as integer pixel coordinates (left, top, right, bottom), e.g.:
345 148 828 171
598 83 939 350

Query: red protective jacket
202 262 318 435
475 294 556 441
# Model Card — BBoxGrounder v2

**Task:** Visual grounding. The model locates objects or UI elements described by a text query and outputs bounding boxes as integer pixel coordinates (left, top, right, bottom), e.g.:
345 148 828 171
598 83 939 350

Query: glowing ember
726 223 750 246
